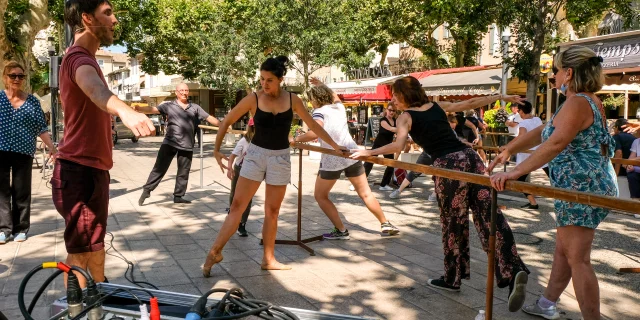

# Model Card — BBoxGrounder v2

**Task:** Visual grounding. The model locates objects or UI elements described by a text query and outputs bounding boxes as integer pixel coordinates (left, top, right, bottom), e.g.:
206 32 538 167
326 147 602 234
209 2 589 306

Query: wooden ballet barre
198 124 247 135
472 145 640 166
292 143 640 215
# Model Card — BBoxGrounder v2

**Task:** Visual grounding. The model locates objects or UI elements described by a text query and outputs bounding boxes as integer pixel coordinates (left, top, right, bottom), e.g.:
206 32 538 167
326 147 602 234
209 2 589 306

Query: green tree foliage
497 0 638 106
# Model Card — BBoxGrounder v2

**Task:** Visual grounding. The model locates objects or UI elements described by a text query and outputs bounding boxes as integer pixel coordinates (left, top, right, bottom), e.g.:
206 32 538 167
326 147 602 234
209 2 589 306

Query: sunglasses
549 78 556 85
552 66 558 75
8 74 26 80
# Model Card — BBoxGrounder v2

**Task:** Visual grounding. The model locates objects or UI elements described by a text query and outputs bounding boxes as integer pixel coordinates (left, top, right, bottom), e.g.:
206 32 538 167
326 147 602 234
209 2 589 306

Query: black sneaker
138 190 150 206
520 203 539 209
174 196 192 204
237 223 248 237
508 271 528 312
322 228 350 240
427 276 460 292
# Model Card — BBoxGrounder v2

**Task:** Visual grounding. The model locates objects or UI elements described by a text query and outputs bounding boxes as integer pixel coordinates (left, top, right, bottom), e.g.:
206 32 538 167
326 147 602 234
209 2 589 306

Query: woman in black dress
363 104 398 191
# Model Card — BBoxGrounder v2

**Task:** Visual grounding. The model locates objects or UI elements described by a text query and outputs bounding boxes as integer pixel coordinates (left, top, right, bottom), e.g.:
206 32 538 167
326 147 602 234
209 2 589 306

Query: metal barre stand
259 149 323 255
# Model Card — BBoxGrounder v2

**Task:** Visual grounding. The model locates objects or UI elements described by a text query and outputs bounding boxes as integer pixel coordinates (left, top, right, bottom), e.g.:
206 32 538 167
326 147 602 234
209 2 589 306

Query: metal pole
485 188 498 320
297 150 303 242
500 28 511 108
200 127 204 188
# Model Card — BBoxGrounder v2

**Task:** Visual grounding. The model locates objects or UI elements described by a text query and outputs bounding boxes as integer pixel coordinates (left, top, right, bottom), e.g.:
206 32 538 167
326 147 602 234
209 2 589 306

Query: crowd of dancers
3 1 640 320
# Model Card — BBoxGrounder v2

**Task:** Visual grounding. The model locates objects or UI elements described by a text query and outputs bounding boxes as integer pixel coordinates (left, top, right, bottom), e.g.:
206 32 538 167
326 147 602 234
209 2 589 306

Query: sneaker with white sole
349 185 355 191
389 190 401 199
13 233 27 242
379 185 394 191
322 228 350 240
0 233 7 244
521 299 560 319
508 271 528 312
381 222 400 236
428 192 437 202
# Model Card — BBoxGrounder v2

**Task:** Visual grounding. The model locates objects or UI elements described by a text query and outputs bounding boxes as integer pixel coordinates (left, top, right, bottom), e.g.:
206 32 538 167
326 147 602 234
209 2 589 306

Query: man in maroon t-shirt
53 0 155 287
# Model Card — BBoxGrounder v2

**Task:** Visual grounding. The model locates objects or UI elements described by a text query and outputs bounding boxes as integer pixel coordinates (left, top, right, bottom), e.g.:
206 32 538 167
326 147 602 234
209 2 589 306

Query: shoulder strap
289 92 292 108
254 92 259 109
575 93 606 128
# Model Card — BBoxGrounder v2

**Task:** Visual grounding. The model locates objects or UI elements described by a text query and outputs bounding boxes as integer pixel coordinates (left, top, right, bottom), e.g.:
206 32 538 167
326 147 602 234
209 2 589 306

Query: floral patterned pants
433 148 529 288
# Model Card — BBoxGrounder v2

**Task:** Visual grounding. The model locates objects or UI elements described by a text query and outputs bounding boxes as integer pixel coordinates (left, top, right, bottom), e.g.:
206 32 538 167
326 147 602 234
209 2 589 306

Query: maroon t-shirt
58 46 113 170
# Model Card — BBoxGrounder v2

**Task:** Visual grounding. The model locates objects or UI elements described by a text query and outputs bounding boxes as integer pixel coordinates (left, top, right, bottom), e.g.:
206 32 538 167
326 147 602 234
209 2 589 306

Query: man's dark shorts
318 161 365 180
51 159 109 254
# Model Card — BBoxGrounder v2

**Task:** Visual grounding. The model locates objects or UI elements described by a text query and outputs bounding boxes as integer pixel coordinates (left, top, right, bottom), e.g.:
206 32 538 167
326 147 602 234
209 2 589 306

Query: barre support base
259 150 323 255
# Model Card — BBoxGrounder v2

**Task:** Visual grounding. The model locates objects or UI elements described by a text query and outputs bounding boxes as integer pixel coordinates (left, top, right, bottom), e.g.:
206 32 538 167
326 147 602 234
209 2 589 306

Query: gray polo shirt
157 100 210 151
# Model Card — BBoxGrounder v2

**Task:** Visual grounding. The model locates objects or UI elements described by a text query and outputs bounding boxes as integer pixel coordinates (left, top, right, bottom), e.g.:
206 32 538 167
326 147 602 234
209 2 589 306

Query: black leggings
517 167 550 197
363 139 395 187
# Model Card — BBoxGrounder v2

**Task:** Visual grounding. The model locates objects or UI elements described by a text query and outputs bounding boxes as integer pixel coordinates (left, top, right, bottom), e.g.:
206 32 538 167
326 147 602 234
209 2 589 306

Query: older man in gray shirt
137 83 220 204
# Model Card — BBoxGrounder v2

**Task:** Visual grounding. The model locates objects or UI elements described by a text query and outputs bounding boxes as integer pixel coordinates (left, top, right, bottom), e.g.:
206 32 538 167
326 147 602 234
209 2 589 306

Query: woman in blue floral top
488 46 616 320
0 61 56 244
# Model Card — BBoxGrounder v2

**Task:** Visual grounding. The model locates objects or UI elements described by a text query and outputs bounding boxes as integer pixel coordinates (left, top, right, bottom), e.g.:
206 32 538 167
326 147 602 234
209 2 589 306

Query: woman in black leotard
203 56 341 275
363 104 398 190
350 76 530 313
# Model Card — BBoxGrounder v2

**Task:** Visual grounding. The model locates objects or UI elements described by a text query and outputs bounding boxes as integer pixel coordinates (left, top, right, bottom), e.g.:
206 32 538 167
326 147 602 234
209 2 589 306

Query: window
98 59 104 67
443 23 451 39
489 24 499 56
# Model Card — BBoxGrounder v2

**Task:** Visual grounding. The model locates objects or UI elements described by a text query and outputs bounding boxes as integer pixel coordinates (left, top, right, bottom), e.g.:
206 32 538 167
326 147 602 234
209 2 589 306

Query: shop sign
605 72 640 85
347 65 392 80
424 85 499 96
540 54 553 73
566 34 640 70
333 87 377 94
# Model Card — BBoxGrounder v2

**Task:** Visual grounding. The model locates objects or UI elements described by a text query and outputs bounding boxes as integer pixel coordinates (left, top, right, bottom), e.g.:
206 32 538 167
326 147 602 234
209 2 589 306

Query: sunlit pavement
1 135 638 319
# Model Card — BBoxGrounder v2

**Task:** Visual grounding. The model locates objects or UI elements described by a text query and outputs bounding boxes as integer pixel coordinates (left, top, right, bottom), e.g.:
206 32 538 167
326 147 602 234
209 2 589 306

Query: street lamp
48 36 60 143
500 27 511 107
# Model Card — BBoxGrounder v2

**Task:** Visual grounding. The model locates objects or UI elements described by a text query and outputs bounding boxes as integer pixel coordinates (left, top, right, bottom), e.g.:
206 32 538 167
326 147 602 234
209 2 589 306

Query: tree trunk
0 0 9 90
524 7 548 108
379 48 388 68
0 0 50 92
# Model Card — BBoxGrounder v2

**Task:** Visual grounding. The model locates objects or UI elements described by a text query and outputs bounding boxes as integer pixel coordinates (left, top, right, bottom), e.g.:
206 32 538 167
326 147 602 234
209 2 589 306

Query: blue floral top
0 90 48 157
541 93 618 229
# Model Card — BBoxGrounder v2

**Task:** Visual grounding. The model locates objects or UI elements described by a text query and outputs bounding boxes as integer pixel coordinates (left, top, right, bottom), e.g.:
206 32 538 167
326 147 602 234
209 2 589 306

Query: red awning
340 84 392 101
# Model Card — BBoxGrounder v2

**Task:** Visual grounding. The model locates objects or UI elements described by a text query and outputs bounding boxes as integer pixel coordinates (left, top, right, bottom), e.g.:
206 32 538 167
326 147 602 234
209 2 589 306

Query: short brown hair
3 61 25 76
65 0 113 32
392 76 429 108
554 45 604 93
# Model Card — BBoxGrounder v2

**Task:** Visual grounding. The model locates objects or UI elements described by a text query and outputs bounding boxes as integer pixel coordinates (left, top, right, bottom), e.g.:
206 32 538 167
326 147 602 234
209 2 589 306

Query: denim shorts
240 143 291 185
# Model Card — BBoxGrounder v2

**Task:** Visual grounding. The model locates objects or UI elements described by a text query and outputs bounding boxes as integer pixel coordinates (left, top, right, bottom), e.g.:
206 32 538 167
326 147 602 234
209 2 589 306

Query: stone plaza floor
1 135 639 319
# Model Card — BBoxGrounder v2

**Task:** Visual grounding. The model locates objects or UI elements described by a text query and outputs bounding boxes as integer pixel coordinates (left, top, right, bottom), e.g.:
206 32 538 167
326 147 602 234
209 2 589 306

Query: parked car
148 114 163 136
112 116 139 144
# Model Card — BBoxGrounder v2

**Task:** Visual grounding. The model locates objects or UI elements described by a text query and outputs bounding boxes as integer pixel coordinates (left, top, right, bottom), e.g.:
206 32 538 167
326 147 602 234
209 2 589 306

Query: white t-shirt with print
312 103 358 171
231 137 250 166
507 113 523 136
516 117 547 168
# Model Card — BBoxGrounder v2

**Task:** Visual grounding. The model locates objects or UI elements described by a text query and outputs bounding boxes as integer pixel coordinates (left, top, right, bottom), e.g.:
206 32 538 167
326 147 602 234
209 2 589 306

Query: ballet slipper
260 261 292 270
202 252 224 278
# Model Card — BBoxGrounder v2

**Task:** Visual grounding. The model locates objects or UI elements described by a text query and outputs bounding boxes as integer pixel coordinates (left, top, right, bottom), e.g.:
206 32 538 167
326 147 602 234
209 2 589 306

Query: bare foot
261 261 292 270
202 252 224 277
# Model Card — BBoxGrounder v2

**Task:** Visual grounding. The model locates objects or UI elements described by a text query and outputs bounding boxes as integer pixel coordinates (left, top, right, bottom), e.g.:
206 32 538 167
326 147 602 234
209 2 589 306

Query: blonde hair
464 109 475 117
554 45 604 93
306 84 335 107
2 61 26 87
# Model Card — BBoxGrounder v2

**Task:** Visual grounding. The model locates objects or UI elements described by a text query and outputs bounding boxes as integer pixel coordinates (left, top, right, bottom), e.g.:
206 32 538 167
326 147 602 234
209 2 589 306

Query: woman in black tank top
203 56 342 275
363 104 398 190
350 76 531 311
